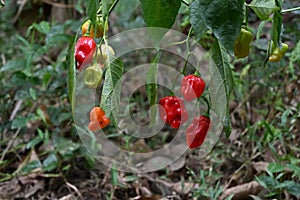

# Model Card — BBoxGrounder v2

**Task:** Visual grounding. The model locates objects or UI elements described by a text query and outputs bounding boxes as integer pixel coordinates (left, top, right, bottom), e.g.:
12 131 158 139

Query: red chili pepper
159 96 188 129
186 115 210 149
75 36 96 71
88 107 110 131
181 75 206 101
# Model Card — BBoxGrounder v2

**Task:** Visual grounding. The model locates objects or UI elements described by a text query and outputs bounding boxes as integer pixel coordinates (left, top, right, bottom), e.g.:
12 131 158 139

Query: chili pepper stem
108 0 120 15
193 69 200 77
282 6 300 13
201 95 210 117
182 28 193 76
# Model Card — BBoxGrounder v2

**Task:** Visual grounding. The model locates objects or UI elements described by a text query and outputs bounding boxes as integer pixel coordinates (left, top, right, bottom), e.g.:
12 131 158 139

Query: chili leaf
87 0 98 23
256 21 266 40
102 0 115 17
210 39 234 137
247 0 279 20
67 30 79 116
190 0 209 40
100 58 124 127
140 0 181 43
271 10 282 48
193 0 244 53
140 0 181 28
146 50 161 127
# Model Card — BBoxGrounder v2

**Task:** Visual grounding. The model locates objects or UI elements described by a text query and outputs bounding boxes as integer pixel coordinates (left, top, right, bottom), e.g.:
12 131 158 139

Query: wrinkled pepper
88 107 110 131
84 65 103 88
269 43 288 62
96 44 115 65
181 74 206 101
234 28 253 58
159 96 189 129
75 36 96 71
186 115 210 149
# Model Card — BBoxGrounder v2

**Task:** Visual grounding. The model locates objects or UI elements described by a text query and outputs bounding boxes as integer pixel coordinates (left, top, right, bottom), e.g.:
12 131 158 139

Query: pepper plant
68 0 299 141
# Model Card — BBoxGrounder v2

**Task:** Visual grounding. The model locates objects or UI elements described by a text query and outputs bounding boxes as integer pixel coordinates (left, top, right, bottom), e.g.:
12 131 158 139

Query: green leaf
43 154 58 172
29 88 36 100
256 21 266 40
256 175 278 190
20 160 42 173
193 0 244 52
37 128 44 140
190 0 209 40
140 0 181 28
223 114 232 138
87 0 98 23
140 0 181 43
210 40 234 137
102 0 114 18
67 31 80 116
26 21 50 36
111 166 118 186
11 114 37 129
26 136 43 149
100 58 124 126
54 137 80 160
268 162 285 173
271 10 282 48
282 182 300 197
0 59 26 73
146 50 161 127
287 163 300 179
36 108 46 123
247 0 279 20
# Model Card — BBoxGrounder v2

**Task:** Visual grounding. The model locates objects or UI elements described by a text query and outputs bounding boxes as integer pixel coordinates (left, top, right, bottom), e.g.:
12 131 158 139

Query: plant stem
182 0 189 6
282 6 300 13
109 0 120 15
201 95 210 116
182 28 193 75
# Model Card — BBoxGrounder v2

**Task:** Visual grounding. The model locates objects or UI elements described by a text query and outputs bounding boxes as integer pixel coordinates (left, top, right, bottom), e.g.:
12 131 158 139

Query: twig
9 100 23 121
65 181 83 200
282 6 300 13
0 128 21 162
108 0 120 15
13 0 28 24
1 54 6 65
2 100 23 136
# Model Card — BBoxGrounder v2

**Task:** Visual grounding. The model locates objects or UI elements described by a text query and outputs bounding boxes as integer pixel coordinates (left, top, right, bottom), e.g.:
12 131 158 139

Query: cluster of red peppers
74 17 212 145
74 17 111 131
159 74 210 149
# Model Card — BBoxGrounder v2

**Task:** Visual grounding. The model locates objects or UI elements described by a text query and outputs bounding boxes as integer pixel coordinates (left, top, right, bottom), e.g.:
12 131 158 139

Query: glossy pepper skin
181 75 206 101
159 96 188 129
269 43 288 62
186 115 210 149
84 65 103 88
88 107 110 131
234 28 253 58
75 36 96 71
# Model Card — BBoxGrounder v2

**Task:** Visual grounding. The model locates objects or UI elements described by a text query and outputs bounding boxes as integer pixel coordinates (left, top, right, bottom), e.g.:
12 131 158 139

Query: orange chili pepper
88 107 110 131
